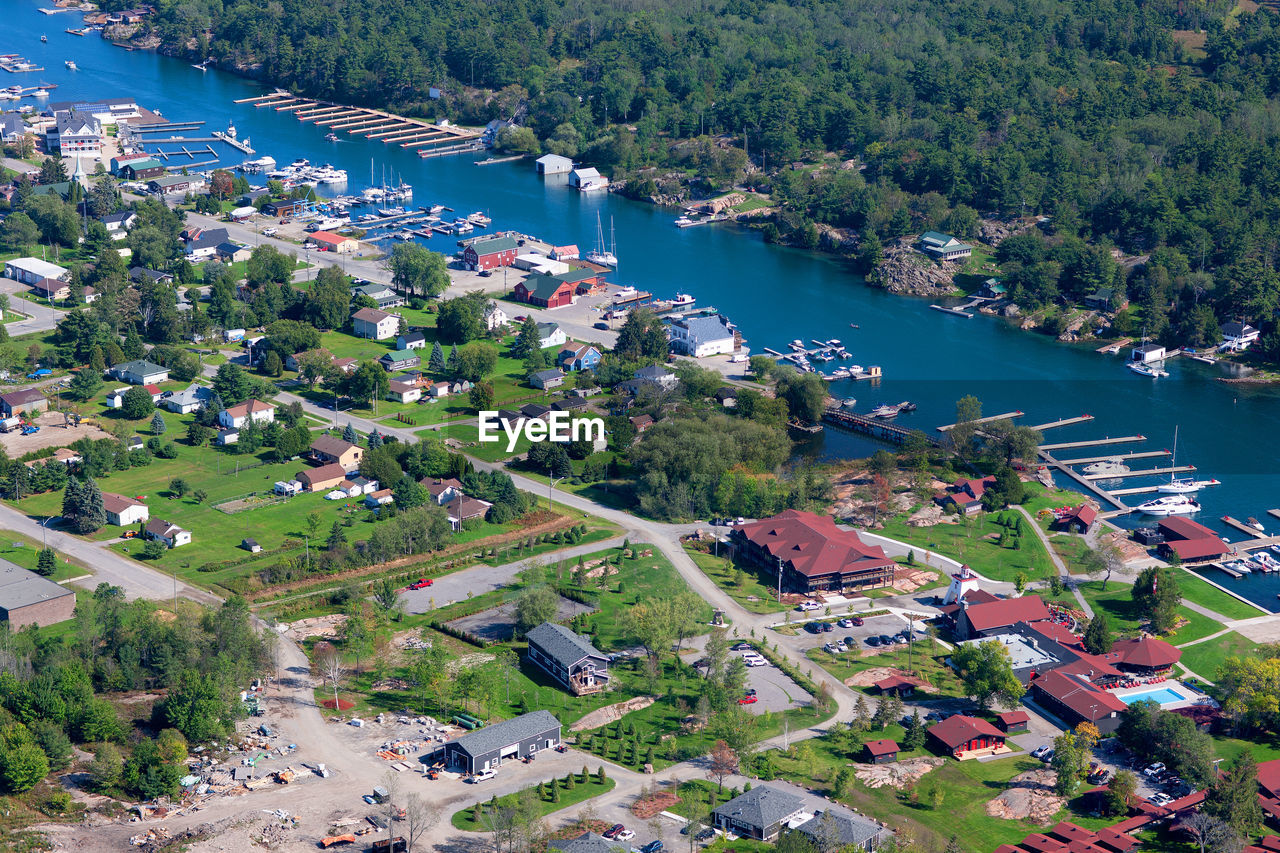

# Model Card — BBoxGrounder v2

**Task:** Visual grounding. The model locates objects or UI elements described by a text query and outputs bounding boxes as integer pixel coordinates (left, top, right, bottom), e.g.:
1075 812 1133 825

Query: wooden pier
1222 516 1268 539
1038 451 1130 511
1211 562 1245 579
1096 338 1133 354
1056 450 1171 466
1030 415 1095 431
234 94 482 154
822 406 942 447
1081 465 1195 481
1234 536 1280 552
419 141 486 158
1268 509 1280 522
1038 435 1146 451
313 111 364 126
1108 485 1164 497
936 411 1023 432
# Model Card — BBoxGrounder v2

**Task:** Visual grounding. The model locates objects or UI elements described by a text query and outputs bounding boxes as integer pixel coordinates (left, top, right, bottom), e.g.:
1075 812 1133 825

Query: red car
408 579 433 590
603 825 625 840
738 695 758 705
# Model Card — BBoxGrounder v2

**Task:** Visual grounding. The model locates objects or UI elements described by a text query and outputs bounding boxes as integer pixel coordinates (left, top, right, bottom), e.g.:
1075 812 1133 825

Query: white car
1144 762 1166 777
796 601 822 612
470 769 496 783
262 227 278 237
617 830 635 842
1149 793 1172 806
742 653 767 667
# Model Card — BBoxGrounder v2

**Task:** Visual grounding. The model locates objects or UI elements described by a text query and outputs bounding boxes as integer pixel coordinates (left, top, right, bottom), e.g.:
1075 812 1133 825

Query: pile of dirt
892 567 939 593
572 697 655 732
986 770 1064 823
631 791 680 819
854 757 944 789
321 697 355 710
281 615 347 642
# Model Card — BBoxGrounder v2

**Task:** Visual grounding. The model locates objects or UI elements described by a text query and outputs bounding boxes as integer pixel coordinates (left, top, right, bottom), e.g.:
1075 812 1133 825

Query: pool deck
1111 679 1213 712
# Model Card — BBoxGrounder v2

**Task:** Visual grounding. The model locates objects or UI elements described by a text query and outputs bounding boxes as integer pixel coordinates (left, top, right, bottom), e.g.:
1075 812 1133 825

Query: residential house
216 242 251 264
387 379 421 404
483 301 509 331
29 278 70 301
4 258 68 287
535 154 574 174
711 785 806 842
426 381 450 399
862 739 900 765
548 835 624 853
99 210 138 240
352 308 399 341
0 388 48 418
420 477 463 505
978 278 1007 300
529 369 566 390
309 436 364 470
1221 321 1261 352
0 113 26 144
669 314 739 357
537 323 568 349
378 352 420 372
309 231 357 254
936 476 998 516
927 715 1008 758
633 364 677 390
443 710 561 774
163 384 213 414
445 495 492 530
550 245 579 261
557 344 601 373
629 414 654 433
215 428 239 446
130 267 174 285
396 330 427 351
520 403 552 420
874 674 917 697
1155 517 1231 562
353 282 404 310
918 231 973 261
715 387 738 408
183 227 230 261
1084 288 1123 311
551 397 590 413
525 622 611 695
1053 504 1097 534
218 399 275 430
295 463 349 493
463 235 520 271
794 811 889 852
731 510 897 595
102 493 148 526
144 518 191 548
364 489 394 509
514 276 575 309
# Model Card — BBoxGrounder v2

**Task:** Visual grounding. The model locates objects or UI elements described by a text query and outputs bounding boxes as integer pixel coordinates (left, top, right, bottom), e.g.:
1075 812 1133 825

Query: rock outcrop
869 245 961 296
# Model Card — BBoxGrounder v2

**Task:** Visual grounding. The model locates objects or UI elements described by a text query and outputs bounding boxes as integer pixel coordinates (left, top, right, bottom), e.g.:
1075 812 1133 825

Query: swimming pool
1119 687 1187 706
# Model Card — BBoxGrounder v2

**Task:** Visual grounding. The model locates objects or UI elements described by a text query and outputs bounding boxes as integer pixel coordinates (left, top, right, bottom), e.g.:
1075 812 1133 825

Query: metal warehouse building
443 710 561 774
0 560 76 628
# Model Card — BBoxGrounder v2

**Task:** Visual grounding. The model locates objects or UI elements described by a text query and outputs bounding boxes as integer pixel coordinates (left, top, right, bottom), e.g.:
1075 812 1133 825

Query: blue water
6 2 1280 610
1119 687 1188 706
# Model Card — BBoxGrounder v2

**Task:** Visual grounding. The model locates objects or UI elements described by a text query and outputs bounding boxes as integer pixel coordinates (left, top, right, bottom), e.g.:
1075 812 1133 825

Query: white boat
467 212 491 225
869 404 899 419
1248 517 1266 532
64 60 77 70
1225 559 1252 575
841 398 858 408
1129 361 1169 378
789 340 805 350
813 350 834 362
1255 552 1280 572
674 216 694 227
325 132 339 142
829 368 851 379
670 293 695 309
453 221 474 234
1134 494 1200 516
377 206 406 217
1083 458 1130 476
585 213 618 267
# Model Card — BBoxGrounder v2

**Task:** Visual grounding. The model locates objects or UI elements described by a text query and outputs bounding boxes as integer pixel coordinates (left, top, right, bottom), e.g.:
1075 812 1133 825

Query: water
8 3 1280 609
1117 687 1189 706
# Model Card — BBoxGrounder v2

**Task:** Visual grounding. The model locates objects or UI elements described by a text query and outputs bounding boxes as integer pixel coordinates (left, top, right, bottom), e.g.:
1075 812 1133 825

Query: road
0 276 66 336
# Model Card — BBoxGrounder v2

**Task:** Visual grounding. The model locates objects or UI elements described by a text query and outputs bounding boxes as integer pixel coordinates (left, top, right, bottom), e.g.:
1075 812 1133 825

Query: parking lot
795 612 914 654
684 637 814 715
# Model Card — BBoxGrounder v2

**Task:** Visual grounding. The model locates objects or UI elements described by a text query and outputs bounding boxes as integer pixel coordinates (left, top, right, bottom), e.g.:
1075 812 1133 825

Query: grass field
450 773 616 829
1178 631 1260 681
683 545 782 614
806 644 966 699
1179 570 1265 620
1072 580 1226 645
0 531 90 583
878 511 1055 583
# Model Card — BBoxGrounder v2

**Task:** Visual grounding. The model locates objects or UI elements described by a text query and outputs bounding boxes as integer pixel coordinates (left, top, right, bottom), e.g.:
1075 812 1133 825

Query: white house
535 153 574 175
396 330 427 351
110 360 169 385
145 518 191 548
352 307 399 341
1220 322 1261 352
217 398 276 430
1131 343 1166 364
483 301 509 331
537 322 567 349
99 210 137 241
102 492 149 526
669 314 738 358
387 379 421 404
568 167 609 192
164 384 213 414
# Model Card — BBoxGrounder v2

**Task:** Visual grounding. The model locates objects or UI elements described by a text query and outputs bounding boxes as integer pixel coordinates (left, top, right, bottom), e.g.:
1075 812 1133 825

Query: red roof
1028 620 1082 648
1256 759 1280 798
1113 636 1181 668
1244 837 1280 853
1157 517 1219 541
863 739 899 757
927 714 1005 750
309 231 352 246
1056 649 1124 681
953 476 997 500
961 595 1051 633
874 675 916 692
143 383 161 395
1063 505 1098 527
1032 670 1127 720
997 711 1029 726
1164 538 1230 560
736 510 895 579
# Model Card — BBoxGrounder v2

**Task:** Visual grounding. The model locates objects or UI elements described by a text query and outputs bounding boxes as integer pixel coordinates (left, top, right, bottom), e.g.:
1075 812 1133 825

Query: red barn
928 715 1007 758
463 235 519 271
514 276 575 309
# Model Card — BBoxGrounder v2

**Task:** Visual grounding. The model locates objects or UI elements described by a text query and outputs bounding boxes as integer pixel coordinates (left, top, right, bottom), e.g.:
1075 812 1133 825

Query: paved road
1016 506 1094 617
0 277 66 336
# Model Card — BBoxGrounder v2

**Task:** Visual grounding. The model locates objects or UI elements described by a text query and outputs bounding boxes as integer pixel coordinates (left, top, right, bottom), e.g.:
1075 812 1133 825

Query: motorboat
1129 361 1169 378
671 293 695 309
789 340 805 350
585 213 619 267
674 216 694 227
377 206 406 217
64 60 77 70
325 132 339 142
841 398 858 409
826 339 843 348
1134 494 1200 516
812 350 834 362
467 212 491 225
453 220 474 234
869 404 899 419
829 367 851 379
898 401 917 412
1255 552 1280 572
1249 517 1266 532
1226 560 1252 575
1083 458 1130 476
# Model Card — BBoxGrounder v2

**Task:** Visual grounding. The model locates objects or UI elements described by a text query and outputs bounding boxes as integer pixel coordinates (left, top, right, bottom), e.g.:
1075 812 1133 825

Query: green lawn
806 644 967 699
1073 581 1224 645
878 510 1055 583
1177 570 1265 620
450 773 616 829
1177 631 1260 681
683 545 782 614
0 532 90 583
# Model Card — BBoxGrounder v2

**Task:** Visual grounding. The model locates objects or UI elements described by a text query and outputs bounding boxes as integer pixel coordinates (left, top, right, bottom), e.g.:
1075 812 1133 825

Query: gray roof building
0 559 75 629
549 834 625 853
794 810 888 851
712 785 806 842
526 622 605 671
525 622 610 695
443 710 561 774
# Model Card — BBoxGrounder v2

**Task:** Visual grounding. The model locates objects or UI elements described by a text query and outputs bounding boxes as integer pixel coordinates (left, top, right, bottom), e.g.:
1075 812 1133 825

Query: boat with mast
1157 426 1221 494
585 213 618 268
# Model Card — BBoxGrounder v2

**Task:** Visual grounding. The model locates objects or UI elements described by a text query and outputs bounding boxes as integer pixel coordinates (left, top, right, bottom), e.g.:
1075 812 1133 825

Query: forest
128 0 1280 350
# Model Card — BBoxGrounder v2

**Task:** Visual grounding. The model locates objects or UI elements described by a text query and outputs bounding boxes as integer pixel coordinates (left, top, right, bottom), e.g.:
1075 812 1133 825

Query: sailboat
584 213 618 268
1157 426 1221 494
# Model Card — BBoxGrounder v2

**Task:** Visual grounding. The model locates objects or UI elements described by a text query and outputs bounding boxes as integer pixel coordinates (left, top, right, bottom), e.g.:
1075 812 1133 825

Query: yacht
377 206 406 217
898 401 917 412
789 340 806 350
64 60 77 70
1129 361 1169 378
869 404 899 419
670 293 695 309
1083 458 1130 476
467 212 491 225
1134 494 1200 516
829 367 851 379
840 398 858 409
1227 560 1252 575
453 220 474 234
585 213 619 267
1255 552 1280 572
1248 517 1266 532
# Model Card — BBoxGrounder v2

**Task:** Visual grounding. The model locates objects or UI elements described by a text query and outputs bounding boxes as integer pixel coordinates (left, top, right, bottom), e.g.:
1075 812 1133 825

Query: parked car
879 634 894 644
408 579 433 590
745 688 757 696
603 825 624 839
695 829 716 842
843 636 855 646
837 619 854 628
823 643 838 654
743 654 767 667
641 841 664 853
1144 762 1166 777
617 830 635 842
805 622 823 634
731 642 753 651
850 616 864 626
866 636 881 647
834 642 847 652
738 695 758 705
1031 745 1053 760
262 227 278 237
797 601 821 612
1150 793 1173 807
821 622 834 633
470 769 497 783
594 322 610 330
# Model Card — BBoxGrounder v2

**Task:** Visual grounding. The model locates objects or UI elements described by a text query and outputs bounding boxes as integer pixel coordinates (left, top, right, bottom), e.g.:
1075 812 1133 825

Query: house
0 560 76 629
951 594 1051 640
332 357 358 374
378 353 420 372
163 384 213 414
445 495 492 530
1221 321 1261 351
0 388 47 418
29 278 71 301
47 111 103 153
1131 343 1166 364
928 715 1008 759
309 231 357 253
353 282 405 310
342 476 379 496
364 489 395 509
995 711 1030 734
109 359 169 386
129 267 174 286
525 622 611 695
241 538 262 553
352 308 399 340
515 253 570 276
862 739 900 764
183 227 230 260
550 245 579 261
216 242 251 264
26 448 83 468
535 154 574 175
711 785 805 842
520 403 552 420
483 301 509 330
218 399 275 430
669 314 739 358
421 477 463 505
557 344 601 373
463 235 520 271
1084 288 1122 311
99 210 138 238
144 518 191 548
150 175 205 195
794 811 889 852
633 364 677 390
296 463 349 493
105 387 130 408
82 286 100 304
568 167 609 191
514 276 575 309
978 278 1007 299
1030 669 1128 735
427 381 451 399
630 414 654 433
117 158 166 180
549 834 625 853
731 510 897 595
551 397 590 413
215 428 239 446
262 199 307 217
918 231 973 261
101 492 149 526
529 369 566 390
387 379 421 404
309 436 364 470
1054 504 1098 534
443 710 561 774
715 387 738 408
936 476 998 516
396 330 427 351
873 674 917 697
4 257 68 287
1155 517 1230 562
537 323 568 349
0 113 26 144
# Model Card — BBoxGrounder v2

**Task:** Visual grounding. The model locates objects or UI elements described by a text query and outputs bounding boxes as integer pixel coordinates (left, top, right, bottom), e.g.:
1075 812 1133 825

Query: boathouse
463 235 520 271
514 277 575 309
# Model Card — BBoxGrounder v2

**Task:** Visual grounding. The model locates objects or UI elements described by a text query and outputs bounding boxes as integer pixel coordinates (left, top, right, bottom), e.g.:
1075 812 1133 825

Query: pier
821 406 942 447
1081 465 1195 481
1038 450 1130 511
936 411 1024 432
236 94 482 154
1233 536 1280 552
1096 338 1132 354
419 141 486 158
146 146 216 160
1030 415 1095 431
1222 516 1268 539
211 131 254 154
1055 450 1171 466
1038 435 1146 451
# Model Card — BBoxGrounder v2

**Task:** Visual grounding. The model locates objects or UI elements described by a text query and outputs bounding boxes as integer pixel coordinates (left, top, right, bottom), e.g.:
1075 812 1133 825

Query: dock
1038 435 1146 452
1081 465 1195 481
1211 562 1245 579
147 146 217 160
929 303 974 318
936 411 1023 432
236 93 482 153
1030 415 1095 431
1096 338 1133 354
822 406 942 447
1038 450 1130 511
1108 485 1164 497
1056 450 1171 466
1222 516 1268 540
211 131 254 154
1234 536 1280 552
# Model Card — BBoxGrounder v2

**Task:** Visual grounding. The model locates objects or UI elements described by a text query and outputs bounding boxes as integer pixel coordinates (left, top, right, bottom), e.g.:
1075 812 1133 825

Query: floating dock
1038 435 1146 452
929 303 973 318
1096 338 1133 354
1222 516 1268 540
1081 465 1195 481
936 411 1024 432
211 130 254 154
235 92 482 153
1030 415 1095 431
1056 450 1170 466
821 406 942 447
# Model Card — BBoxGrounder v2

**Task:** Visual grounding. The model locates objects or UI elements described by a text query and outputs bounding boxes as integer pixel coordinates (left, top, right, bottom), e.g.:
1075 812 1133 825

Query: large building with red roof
952 594 1052 639
1156 517 1231 562
927 714 1008 758
1030 669 1128 734
730 510 897 595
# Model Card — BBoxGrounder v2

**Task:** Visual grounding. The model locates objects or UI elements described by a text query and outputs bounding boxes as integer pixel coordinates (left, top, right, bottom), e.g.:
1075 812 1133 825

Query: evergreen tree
1082 612 1113 655
61 477 84 525
903 709 927 750
35 547 56 577
150 412 167 435
74 476 107 534
326 521 347 550
369 430 383 449
513 316 542 360
343 423 358 444
447 344 459 374
428 341 445 373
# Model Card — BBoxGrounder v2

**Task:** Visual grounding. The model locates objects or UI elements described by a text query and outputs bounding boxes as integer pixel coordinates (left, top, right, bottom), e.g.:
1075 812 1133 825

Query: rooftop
0 558 74 610
711 784 805 829
927 714 1005 749
448 710 560 759
526 622 607 671
735 510 894 579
